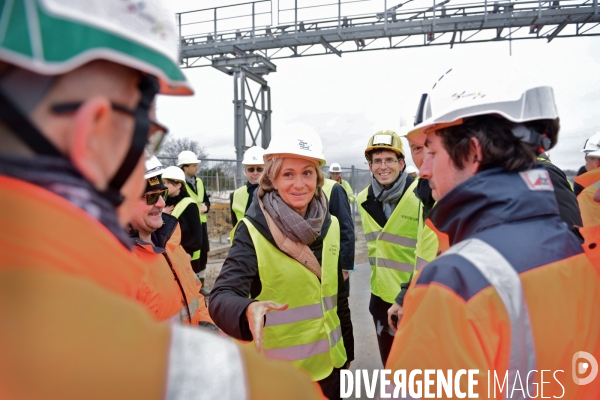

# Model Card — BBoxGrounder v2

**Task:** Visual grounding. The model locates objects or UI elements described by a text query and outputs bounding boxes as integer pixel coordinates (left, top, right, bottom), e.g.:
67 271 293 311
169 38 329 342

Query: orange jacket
574 168 600 227
133 218 213 325
0 175 324 400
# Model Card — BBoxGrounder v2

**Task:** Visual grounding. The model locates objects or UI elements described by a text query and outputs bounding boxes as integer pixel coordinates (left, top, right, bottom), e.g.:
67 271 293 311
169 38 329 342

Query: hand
246 301 288 352
163 205 174 215
342 270 349 281
387 302 404 333
345 362 351 369
199 203 208 214
187 253 192 261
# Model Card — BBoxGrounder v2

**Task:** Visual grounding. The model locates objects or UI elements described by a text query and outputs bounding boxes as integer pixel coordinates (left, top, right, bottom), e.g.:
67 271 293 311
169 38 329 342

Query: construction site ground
204 216 381 399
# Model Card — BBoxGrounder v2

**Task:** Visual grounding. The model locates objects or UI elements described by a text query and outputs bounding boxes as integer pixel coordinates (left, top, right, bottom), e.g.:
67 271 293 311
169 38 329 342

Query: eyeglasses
246 167 264 173
51 102 169 157
142 189 169 205
371 159 399 167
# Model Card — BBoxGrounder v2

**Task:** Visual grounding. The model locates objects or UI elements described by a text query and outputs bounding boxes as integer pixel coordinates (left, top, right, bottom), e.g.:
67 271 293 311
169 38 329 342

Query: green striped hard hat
0 0 192 95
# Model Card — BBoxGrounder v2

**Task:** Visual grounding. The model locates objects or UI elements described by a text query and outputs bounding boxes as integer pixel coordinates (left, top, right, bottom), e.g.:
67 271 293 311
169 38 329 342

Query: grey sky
158 0 600 172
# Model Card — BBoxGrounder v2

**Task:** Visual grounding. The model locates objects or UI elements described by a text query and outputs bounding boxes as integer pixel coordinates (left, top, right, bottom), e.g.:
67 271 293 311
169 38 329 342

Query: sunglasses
143 189 169 205
51 102 169 157
246 167 264 173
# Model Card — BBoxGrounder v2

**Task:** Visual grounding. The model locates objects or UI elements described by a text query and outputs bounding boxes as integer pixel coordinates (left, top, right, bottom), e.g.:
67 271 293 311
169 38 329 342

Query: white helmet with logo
406 62 558 152
242 146 266 165
162 166 186 183
582 132 600 158
406 165 419 175
264 123 326 166
177 150 202 166
144 156 164 179
329 163 342 173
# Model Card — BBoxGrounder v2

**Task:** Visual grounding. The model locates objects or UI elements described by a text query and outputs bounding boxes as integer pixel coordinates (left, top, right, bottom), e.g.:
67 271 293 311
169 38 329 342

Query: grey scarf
261 190 327 245
372 170 408 219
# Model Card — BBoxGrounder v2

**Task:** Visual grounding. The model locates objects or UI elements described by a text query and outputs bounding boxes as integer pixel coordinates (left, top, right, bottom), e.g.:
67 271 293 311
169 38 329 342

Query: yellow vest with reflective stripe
357 180 420 304
242 217 347 381
232 185 250 223
321 179 337 201
171 197 200 261
340 180 356 204
184 177 207 223
415 200 438 271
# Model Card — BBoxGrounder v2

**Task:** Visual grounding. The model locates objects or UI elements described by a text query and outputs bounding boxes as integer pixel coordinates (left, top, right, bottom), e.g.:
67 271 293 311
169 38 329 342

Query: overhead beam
319 36 342 57
547 19 569 41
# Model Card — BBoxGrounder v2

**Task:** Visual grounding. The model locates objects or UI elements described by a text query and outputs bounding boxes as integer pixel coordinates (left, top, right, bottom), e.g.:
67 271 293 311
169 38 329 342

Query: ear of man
469 137 484 174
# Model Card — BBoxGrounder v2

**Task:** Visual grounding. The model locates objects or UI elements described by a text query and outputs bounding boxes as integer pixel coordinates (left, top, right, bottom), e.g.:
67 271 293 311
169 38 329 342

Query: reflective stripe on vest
321 179 337 201
232 185 250 223
171 197 200 260
358 180 420 304
169 296 199 324
444 238 536 398
243 217 347 381
185 177 207 223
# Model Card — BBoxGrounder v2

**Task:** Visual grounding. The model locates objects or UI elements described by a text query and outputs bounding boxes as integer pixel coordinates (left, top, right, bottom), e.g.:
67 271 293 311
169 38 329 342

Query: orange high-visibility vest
134 223 212 325
574 168 600 227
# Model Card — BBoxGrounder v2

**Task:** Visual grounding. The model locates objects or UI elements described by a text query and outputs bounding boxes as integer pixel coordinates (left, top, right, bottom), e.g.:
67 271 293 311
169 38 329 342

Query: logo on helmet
298 140 312 151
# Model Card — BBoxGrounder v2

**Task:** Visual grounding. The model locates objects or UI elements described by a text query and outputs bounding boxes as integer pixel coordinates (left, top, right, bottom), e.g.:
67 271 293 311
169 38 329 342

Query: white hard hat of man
177 151 202 166
329 163 342 173
582 132 600 157
242 146 266 165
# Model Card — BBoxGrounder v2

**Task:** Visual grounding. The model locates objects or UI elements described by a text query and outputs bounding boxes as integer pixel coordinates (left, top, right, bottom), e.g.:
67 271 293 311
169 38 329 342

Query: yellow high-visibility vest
171 197 200 261
357 180 420 304
242 216 347 381
184 177 207 223
231 185 250 223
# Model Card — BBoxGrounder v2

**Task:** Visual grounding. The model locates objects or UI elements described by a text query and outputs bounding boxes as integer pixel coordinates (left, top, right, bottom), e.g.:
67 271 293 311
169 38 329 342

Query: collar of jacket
245 190 332 250
131 213 179 254
428 167 561 246
165 189 189 207
361 174 414 227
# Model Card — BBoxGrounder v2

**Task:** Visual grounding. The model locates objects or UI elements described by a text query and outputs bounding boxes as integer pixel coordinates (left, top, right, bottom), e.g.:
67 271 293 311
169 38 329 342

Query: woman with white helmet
210 124 354 399
162 166 203 271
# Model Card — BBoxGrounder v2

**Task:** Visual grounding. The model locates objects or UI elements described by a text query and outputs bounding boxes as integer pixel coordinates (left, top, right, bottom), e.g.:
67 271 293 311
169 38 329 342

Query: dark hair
436 115 559 173
366 149 404 163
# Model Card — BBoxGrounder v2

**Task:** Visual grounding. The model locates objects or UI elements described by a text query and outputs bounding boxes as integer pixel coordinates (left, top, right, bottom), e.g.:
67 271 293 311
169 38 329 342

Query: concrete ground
205 221 383 399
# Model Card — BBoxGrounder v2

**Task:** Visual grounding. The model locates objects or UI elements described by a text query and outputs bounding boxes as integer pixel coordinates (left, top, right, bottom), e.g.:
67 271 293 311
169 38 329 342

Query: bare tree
157 137 208 167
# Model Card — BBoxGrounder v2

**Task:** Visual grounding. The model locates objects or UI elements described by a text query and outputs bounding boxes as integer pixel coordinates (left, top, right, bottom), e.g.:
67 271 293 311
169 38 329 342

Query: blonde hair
259 157 325 197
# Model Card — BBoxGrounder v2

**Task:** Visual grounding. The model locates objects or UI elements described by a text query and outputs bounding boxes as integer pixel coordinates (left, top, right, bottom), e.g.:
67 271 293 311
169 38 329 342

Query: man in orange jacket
574 132 600 227
0 1 324 399
385 64 600 399
130 157 214 326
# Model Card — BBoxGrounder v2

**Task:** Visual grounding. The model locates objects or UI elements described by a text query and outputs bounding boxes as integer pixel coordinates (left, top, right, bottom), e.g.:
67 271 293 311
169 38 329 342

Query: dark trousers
343 275 350 297
372 316 395 366
197 222 209 272
318 367 343 400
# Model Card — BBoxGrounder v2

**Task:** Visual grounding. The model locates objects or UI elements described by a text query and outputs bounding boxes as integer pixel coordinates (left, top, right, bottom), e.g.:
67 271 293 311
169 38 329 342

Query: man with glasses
357 130 420 365
129 157 214 326
230 146 265 227
0 1 325 398
575 132 600 227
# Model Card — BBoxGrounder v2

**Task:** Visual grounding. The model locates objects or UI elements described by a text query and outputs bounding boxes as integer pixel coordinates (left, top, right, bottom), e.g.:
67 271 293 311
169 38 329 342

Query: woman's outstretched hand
246 301 289 352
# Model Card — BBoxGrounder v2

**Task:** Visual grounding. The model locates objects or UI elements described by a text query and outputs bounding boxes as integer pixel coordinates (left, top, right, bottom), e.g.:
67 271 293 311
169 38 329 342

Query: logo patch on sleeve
519 169 554 191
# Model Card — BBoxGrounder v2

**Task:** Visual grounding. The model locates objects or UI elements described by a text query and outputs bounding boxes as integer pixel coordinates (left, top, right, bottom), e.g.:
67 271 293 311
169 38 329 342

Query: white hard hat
144 156 164 179
162 166 186 183
329 163 342 172
406 63 558 149
0 0 192 95
406 165 419 175
242 146 266 165
264 123 326 166
582 132 600 157
177 150 202 166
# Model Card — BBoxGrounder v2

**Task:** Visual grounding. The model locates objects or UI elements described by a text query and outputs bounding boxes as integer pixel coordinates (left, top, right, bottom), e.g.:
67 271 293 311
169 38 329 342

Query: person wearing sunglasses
230 146 266 227
128 157 213 326
161 166 203 275
0 1 325 399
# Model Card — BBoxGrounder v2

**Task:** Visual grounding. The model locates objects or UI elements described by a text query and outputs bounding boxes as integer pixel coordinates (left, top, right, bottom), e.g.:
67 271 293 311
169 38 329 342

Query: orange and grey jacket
131 214 212 325
387 168 600 399
0 170 325 400
574 167 600 227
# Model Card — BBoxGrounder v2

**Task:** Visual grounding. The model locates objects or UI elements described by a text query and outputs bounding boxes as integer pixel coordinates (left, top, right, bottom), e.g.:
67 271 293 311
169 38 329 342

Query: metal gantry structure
177 0 600 179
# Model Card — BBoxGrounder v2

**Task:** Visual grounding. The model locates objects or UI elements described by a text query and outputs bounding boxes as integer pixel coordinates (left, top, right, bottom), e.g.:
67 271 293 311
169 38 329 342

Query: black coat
209 192 355 363
165 191 202 257
327 183 355 271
